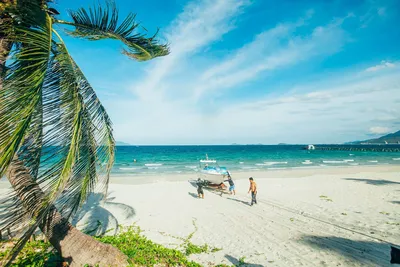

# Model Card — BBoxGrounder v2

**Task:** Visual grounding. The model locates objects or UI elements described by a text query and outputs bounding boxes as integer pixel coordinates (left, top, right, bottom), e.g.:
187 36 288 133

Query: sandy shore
79 165 400 266
1 165 399 266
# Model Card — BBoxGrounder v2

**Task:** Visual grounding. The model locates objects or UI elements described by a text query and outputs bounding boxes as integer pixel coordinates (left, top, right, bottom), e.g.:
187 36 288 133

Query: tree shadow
225 254 264 266
343 178 400 186
390 201 400 205
71 192 135 236
300 235 394 266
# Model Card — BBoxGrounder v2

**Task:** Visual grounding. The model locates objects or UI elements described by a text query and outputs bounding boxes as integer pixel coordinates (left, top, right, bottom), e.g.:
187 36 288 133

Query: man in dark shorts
196 178 204 199
225 173 236 195
248 177 257 206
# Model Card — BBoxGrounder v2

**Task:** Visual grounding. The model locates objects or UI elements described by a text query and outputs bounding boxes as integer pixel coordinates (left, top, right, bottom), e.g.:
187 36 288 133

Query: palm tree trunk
1 28 128 267
7 160 129 266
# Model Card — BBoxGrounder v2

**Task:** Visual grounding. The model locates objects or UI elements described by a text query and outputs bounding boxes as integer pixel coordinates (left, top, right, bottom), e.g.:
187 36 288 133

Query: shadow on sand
225 255 264 266
71 192 135 236
300 235 394 266
188 192 200 199
343 178 400 186
188 180 230 197
227 197 250 206
390 201 400 205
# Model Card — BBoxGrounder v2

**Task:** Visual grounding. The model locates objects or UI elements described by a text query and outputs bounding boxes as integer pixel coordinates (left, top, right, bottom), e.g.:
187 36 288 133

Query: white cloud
377 7 386 16
132 0 250 101
192 15 350 99
365 60 396 72
369 126 390 135
102 1 400 145
106 68 400 144
200 11 314 81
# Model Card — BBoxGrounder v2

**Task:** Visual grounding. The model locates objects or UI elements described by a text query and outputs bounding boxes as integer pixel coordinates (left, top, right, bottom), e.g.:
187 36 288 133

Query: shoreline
108 164 400 185
1 165 398 188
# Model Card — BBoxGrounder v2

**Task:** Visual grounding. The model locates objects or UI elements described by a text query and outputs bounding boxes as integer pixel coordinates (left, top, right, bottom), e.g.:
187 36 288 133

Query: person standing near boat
196 178 205 199
248 177 257 206
225 173 236 195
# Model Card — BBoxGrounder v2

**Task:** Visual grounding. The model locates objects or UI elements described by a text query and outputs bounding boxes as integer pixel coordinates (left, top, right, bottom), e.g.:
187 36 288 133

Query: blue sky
54 0 400 145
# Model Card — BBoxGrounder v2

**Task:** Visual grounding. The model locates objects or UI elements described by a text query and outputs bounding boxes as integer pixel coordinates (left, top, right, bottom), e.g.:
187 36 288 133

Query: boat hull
199 172 227 184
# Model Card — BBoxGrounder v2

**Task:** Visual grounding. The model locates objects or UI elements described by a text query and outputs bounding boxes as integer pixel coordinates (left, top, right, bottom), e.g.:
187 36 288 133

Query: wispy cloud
132 0 250 101
365 60 396 72
208 70 400 144
369 126 390 135
99 0 400 145
106 64 400 144
192 13 351 99
377 7 386 16
200 10 314 81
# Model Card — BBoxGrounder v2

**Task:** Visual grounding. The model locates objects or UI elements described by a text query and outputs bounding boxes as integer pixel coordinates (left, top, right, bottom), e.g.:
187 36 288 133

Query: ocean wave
239 162 244 164
302 160 313 165
368 160 378 163
393 158 400 161
292 166 321 169
145 163 163 167
263 161 288 166
349 163 359 166
119 167 139 170
349 154 354 156
268 167 287 170
323 160 351 164
185 165 198 169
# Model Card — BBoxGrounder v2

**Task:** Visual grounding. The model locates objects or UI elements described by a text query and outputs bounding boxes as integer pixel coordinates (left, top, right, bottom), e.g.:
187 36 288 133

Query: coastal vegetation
0 0 168 265
0 224 227 266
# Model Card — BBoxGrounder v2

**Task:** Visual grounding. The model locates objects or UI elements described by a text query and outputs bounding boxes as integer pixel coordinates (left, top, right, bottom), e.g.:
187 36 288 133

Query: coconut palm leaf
1 1 169 265
0 24 114 267
0 39 113 266
55 1 169 61
0 11 52 178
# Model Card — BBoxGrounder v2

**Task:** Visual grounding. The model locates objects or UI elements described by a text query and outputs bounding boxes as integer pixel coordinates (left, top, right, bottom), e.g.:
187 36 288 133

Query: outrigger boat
198 154 230 185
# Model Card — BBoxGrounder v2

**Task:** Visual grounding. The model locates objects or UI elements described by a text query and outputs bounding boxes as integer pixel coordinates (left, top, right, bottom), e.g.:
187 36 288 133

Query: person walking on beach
196 178 205 199
248 177 257 206
225 173 236 195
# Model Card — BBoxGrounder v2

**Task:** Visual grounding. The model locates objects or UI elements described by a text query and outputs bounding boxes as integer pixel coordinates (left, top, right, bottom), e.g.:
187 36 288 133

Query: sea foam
145 163 163 167
263 161 288 166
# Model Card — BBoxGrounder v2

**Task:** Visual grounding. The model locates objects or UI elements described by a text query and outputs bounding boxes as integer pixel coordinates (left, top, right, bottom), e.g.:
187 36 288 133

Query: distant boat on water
302 145 315 150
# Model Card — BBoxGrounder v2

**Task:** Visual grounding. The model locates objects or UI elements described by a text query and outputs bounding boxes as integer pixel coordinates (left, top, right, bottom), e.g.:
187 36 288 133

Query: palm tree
0 0 169 266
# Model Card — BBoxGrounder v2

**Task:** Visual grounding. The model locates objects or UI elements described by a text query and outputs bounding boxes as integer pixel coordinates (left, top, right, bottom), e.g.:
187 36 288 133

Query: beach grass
0 225 229 267
0 239 61 266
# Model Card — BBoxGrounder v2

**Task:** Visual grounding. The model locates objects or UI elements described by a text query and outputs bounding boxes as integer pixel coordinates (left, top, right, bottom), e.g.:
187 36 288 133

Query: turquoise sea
112 145 400 176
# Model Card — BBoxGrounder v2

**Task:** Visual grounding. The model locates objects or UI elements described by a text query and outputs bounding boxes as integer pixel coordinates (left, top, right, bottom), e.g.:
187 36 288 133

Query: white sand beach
1 165 399 266
77 165 400 266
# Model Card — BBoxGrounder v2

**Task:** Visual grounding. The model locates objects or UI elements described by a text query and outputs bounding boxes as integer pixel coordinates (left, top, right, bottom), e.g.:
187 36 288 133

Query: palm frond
1 26 115 265
0 11 52 178
1 2 169 265
55 1 169 61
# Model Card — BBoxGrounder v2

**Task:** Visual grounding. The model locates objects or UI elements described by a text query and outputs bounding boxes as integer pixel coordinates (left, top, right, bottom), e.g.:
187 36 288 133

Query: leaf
56 1 169 61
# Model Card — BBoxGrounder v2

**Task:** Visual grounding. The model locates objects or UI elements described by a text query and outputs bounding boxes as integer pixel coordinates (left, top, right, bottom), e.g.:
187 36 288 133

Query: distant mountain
348 130 400 144
116 141 130 146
